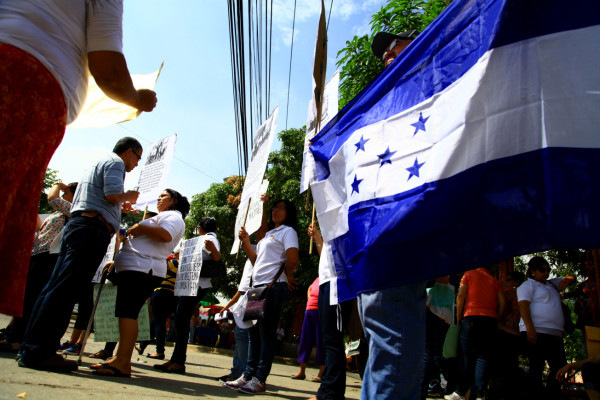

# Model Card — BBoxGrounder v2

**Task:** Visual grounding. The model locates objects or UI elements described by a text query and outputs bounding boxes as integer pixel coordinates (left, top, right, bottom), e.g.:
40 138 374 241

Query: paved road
0 314 363 400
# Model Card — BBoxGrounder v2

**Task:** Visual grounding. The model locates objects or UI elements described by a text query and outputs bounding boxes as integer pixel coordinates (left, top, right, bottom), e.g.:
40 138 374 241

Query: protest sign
93 283 150 342
300 71 339 193
230 180 269 254
239 107 279 205
134 134 177 210
92 235 117 283
174 235 209 296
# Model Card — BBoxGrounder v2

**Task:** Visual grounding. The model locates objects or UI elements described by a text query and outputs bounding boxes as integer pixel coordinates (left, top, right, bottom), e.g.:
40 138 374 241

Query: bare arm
456 283 467 323
284 247 300 290
239 227 257 265
47 182 67 201
519 300 537 344
255 194 270 242
221 291 242 315
496 290 506 320
204 239 222 261
308 222 324 256
105 190 139 206
88 51 157 112
558 275 576 291
127 223 172 243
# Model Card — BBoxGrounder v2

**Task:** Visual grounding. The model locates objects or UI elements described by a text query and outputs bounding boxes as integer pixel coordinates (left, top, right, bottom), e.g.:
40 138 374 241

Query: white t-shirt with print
252 225 298 286
517 277 565 336
115 210 185 278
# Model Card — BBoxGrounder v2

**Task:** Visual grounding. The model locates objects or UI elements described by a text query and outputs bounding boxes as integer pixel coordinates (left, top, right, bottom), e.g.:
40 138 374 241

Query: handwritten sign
134 134 177 210
174 235 209 296
93 283 150 342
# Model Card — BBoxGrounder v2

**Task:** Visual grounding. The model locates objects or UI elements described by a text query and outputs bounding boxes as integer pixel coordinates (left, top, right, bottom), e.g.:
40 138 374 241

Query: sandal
291 372 306 380
146 353 165 360
135 344 144 355
92 364 131 378
89 350 112 360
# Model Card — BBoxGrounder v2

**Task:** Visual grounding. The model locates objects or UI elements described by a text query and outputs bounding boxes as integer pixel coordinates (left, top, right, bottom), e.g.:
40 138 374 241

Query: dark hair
526 256 550 278
66 182 78 195
269 199 297 230
199 217 217 233
506 271 525 284
113 137 142 155
164 189 190 218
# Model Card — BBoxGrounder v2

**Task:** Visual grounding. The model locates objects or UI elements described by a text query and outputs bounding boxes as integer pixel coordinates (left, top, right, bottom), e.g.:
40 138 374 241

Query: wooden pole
236 200 252 259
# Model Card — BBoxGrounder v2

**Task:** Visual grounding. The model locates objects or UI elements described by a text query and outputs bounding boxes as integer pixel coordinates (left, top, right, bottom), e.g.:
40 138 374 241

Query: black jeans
8 252 58 343
420 309 452 398
317 281 352 400
169 287 210 364
150 289 178 354
21 215 111 360
522 331 566 399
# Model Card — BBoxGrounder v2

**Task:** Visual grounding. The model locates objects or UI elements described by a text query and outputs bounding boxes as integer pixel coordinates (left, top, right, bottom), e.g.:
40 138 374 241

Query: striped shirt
71 153 125 232
157 258 179 292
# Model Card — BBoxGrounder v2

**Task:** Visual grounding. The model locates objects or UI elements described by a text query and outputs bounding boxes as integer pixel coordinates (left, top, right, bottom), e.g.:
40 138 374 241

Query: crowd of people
0 1 598 400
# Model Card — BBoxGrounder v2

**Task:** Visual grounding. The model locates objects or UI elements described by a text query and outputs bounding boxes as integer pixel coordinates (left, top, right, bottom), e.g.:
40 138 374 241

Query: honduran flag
310 0 600 301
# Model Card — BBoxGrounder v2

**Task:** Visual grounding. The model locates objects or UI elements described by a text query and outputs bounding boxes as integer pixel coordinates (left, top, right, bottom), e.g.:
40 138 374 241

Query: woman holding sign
225 196 299 394
154 217 221 374
92 189 188 377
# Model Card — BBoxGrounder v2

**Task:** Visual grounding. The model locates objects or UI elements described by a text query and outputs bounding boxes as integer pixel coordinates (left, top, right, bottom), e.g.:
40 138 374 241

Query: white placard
239 107 279 205
134 134 177 209
174 235 209 296
230 180 269 254
91 234 117 283
300 71 339 193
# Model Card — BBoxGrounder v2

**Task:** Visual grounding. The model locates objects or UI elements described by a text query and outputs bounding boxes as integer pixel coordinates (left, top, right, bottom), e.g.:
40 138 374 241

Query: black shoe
217 374 231 383
18 354 78 372
146 353 165 360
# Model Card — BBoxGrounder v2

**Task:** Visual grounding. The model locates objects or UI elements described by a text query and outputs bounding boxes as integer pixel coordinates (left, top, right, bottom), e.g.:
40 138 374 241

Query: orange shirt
461 268 502 318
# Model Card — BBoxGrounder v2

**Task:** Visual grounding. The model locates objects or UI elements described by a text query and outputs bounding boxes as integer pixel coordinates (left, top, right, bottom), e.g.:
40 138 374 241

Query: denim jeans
21 215 111 361
456 316 498 397
421 308 451 399
358 281 427 400
244 282 288 383
231 325 249 378
170 287 210 364
317 281 352 400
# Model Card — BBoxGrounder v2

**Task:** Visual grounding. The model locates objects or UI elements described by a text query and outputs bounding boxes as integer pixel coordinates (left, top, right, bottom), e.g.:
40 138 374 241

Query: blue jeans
358 281 427 400
169 287 210 364
231 325 249 378
21 215 111 361
456 316 498 397
317 281 352 400
244 282 288 383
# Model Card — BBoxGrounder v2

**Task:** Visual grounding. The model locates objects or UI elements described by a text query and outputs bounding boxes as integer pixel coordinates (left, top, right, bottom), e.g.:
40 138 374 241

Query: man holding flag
309 0 600 398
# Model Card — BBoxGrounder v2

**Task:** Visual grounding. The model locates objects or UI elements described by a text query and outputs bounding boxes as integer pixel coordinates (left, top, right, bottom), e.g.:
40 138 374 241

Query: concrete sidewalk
0 314 363 400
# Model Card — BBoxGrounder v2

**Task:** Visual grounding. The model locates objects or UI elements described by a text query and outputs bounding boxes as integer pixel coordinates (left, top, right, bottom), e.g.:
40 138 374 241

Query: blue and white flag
310 0 600 301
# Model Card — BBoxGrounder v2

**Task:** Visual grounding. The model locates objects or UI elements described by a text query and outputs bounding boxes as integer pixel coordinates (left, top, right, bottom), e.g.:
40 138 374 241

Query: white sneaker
224 375 248 390
444 393 466 400
238 377 266 394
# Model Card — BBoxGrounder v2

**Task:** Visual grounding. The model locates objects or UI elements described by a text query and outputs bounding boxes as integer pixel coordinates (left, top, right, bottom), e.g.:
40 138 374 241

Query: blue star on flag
351 174 363 195
411 112 429 136
406 158 425 181
354 135 370 153
378 147 397 166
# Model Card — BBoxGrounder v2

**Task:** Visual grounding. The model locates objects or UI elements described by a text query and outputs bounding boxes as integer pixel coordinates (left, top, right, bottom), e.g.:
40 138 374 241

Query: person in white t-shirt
517 256 575 399
155 216 222 374
92 189 188 378
225 196 299 394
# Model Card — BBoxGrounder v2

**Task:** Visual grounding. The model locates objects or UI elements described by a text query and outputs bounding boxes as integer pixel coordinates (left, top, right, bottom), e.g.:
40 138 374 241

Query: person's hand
204 239 217 253
121 201 139 214
124 190 140 204
526 327 537 344
56 182 68 191
238 226 250 243
287 275 299 291
260 193 270 205
219 308 230 318
556 363 575 382
102 261 114 275
135 89 157 112
308 222 316 237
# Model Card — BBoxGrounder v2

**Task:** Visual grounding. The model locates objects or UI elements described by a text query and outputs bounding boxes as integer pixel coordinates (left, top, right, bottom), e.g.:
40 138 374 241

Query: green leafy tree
38 168 60 213
336 0 450 109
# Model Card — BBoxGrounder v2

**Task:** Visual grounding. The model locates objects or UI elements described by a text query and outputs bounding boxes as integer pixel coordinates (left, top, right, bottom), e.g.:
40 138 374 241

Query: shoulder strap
269 262 286 286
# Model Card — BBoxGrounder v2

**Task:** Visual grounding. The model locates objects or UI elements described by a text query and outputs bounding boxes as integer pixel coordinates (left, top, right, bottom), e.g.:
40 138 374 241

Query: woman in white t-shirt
92 189 188 377
517 256 575 399
225 196 299 394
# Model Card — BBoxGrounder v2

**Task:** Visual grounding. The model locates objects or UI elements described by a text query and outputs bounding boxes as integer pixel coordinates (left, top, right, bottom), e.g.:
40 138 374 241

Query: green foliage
121 211 143 229
336 0 450 109
38 168 60 214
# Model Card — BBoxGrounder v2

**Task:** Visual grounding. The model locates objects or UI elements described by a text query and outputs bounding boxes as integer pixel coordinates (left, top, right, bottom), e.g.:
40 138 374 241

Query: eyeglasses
382 39 409 61
132 150 142 161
